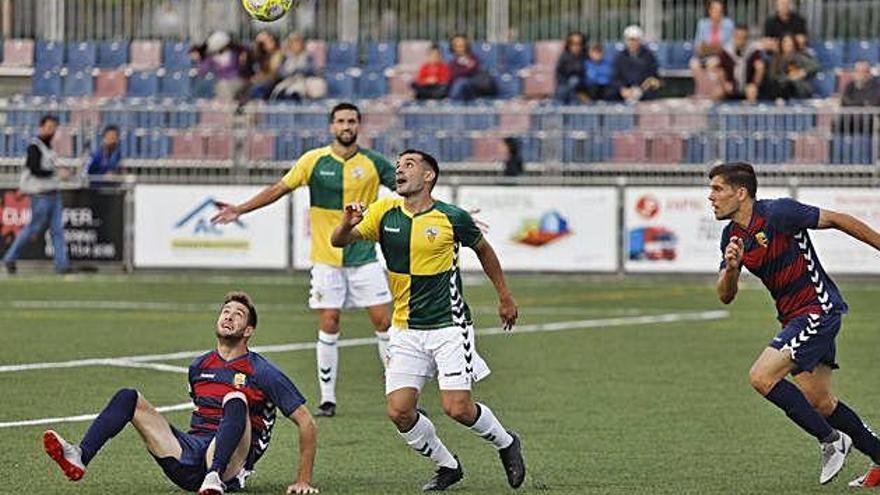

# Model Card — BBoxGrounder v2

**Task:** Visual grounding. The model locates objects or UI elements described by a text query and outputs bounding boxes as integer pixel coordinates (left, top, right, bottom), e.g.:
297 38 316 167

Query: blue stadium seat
357 71 387 98
724 136 754 162
563 113 601 131
127 71 159 97
684 135 710 163
327 42 357 69
811 40 844 69
438 135 471 161
494 73 521 99
520 136 544 162
163 41 192 70
97 40 129 68
812 71 836 98
66 41 96 70
132 108 161 128
438 42 452 61
274 133 324 161
62 71 94 97
602 106 635 131
831 135 873 164
563 135 613 162
502 42 533 71
35 41 64 69
159 71 191 97
603 42 625 62
405 133 441 157
668 41 694 70
473 42 499 70
366 42 396 68
33 70 62 97
193 75 216 99
845 39 880 65
647 42 669 69
130 132 171 158
326 71 356 98
461 107 498 130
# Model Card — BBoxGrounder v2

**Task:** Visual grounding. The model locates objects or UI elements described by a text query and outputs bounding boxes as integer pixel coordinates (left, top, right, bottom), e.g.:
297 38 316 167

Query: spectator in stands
84 125 122 177
764 0 808 50
412 44 451 100
554 32 587 104
271 33 326 101
694 0 735 57
584 43 614 101
249 30 284 100
613 25 661 102
767 33 820 99
3 115 70 275
502 137 524 177
448 34 487 101
199 31 247 102
727 25 768 102
841 60 880 107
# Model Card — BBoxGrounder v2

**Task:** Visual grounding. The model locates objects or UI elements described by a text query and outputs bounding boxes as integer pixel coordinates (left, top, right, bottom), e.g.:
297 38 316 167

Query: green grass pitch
1 273 879 494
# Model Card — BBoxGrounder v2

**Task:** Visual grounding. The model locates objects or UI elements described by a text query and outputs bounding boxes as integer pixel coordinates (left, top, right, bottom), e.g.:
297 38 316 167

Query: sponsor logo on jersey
234 373 247 388
755 231 769 248
383 226 400 233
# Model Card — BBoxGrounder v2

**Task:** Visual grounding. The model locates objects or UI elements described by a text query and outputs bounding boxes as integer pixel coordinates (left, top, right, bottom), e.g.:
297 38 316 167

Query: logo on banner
0 190 31 239
635 195 660 219
512 210 571 247
172 198 249 251
628 227 677 261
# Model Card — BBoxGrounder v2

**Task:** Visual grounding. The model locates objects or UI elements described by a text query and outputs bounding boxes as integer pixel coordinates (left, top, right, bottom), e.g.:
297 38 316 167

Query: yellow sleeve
281 149 320 189
355 198 392 241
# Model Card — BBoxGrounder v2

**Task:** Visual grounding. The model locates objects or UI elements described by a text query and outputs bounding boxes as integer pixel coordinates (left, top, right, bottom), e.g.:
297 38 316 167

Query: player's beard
335 131 357 147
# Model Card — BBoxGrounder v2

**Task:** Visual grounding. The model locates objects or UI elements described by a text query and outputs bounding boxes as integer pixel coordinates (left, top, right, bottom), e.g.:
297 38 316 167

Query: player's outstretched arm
286 405 319 494
211 180 292 224
717 236 743 304
472 238 518 331
330 202 366 247
817 209 880 252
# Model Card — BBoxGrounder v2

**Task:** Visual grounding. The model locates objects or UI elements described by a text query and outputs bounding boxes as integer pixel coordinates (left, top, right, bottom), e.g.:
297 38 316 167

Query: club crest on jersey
424 226 439 242
755 231 769 248
234 373 247 388
350 166 364 179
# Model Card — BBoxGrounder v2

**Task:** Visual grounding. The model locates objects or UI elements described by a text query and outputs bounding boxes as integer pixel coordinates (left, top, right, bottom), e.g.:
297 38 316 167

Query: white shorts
308 261 392 310
385 324 491 394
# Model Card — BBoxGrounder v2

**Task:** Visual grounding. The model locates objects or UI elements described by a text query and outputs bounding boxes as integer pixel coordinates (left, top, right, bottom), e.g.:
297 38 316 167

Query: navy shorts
769 312 842 375
152 426 212 492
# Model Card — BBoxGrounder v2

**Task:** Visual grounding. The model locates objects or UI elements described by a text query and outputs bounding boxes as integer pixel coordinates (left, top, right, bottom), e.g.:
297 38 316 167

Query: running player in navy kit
709 162 880 486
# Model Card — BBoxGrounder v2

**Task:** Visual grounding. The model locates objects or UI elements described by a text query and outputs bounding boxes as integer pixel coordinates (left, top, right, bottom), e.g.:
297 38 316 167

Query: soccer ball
240 0 297 22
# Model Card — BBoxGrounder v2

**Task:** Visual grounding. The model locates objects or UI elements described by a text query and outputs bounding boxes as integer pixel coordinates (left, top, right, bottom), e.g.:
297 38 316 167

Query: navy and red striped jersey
719 198 848 325
187 349 306 468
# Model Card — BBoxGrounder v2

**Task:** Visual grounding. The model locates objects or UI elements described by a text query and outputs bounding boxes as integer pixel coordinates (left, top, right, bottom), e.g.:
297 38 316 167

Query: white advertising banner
797 188 880 274
624 187 788 273
456 187 618 272
292 186 453 269
134 185 288 268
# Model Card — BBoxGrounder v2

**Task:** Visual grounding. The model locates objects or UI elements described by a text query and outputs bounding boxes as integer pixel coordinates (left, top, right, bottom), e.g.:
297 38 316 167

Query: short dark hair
40 115 59 126
103 125 119 135
329 102 361 123
222 291 257 328
399 149 439 190
734 23 749 31
709 162 757 198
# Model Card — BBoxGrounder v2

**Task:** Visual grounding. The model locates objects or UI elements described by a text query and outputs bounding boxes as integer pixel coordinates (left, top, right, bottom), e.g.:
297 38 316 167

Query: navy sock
209 397 248 475
79 388 138 465
765 380 835 442
827 401 880 464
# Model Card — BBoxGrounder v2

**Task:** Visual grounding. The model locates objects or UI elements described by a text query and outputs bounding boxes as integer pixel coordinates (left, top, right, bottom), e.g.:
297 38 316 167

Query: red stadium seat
94 69 126 98
613 132 647 162
637 102 672 130
793 133 829 164
647 134 684 163
248 133 274 161
498 103 531 133
170 132 205 159
387 70 415 98
670 99 710 131
129 40 161 70
522 69 554 99
471 136 503 161
205 133 233 159
198 104 232 127
533 41 564 69
398 40 432 69
50 126 75 158
305 40 326 69
3 39 34 67
362 111 394 134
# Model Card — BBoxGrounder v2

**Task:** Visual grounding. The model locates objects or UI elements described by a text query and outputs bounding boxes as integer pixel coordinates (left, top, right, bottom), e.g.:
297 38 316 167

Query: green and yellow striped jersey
282 146 396 267
355 197 483 330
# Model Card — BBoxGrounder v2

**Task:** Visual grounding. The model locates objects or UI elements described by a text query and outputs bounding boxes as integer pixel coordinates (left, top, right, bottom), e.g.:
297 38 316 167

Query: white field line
0 403 194 429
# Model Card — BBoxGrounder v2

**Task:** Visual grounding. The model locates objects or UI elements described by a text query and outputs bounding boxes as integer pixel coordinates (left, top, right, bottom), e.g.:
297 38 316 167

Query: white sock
316 330 339 404
399 413 458 469
469 403 513 450
375 331 390 368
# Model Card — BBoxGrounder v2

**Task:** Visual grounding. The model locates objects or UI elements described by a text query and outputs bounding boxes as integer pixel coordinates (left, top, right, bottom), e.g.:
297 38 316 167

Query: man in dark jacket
612 25 661 102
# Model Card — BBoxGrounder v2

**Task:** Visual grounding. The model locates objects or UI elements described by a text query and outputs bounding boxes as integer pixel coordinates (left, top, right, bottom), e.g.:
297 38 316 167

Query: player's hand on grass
725 236 744 270
286 481 319 494
211 201 239 224
499 294 518 331
342 202 366 227
467 207 490 234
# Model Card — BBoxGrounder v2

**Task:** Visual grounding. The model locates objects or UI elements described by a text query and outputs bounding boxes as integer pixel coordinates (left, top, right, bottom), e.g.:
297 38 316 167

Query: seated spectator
767 33 820 99
764 0 808 50
584 43 614 101
554 32 586 104
612 25 661 102
842 61 880 106
448 34 484 101
85 125 121 177
412 44 451 100
271 33 326 101
199 31 247 102
727 25 768 102
694 0 735 58
248 30 284 100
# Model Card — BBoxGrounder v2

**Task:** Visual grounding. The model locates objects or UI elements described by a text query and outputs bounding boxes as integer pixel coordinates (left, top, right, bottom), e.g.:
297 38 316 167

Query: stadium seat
159 71 191 98
563 134 613 162
193 74 216 99
35 41 64 69
502 42 533 71
32 70 62 97
831 134 873 164
521 68 554 98
248 132 275 161
50 126 76 157
205 133 233 159
94 69 127 98
613 132 647 162
812 71 836 98
305 40 326 69
494 72 521 99
793 133 829 164
533 40 564 68
326 71 356 98
684 134 711 163
473 42 499 70
603 106 636 131
198 105 232 127
810 40 844 69
166 108 198 128
66 41 97 70
163 41 192 70
397 40 432 68
130 40 162 70
99 104 133 127
647 134 684 163
652 41 672 69
171 132 205 159
366 42 397 68
62 71 94 97
405 133 441 157
668 41 694 70
387 70 415 97
470 136 503 161
97 40 129 68
637 103 672 130
327 42 357 69
357 71 387 98
133 108 162 128
845 39 880 65
498 104 531 133
3 39 34 67
438 134 471 162
127 71 159 97
603 42 625 61
563 112 601 131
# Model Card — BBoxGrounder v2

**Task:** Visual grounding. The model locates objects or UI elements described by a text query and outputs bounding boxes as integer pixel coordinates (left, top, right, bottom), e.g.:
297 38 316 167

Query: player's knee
748 369 777 396
441 399 475 425
810 393 838 417
372 314 391 332
386 403 417 430
319 312 340 333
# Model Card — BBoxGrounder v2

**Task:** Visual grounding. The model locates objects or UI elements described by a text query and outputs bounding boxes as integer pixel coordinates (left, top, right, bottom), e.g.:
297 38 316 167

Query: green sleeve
451 207 483 248
373 152 398 190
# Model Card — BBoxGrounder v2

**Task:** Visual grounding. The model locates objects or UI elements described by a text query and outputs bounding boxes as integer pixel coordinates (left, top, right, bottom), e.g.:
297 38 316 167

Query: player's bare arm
286 404 319 494
717 236 743 304
816 209 880 251
472 238 518 330
330 202 366 247
211 180 293 224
